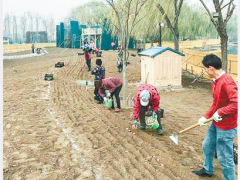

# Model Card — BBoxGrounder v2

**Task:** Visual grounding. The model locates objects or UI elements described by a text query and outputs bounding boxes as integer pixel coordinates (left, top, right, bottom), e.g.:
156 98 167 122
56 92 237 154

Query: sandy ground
3 47 238 180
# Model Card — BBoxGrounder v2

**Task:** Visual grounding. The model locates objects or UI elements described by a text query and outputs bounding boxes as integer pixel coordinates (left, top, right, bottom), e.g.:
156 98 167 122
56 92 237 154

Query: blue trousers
202 122 237 180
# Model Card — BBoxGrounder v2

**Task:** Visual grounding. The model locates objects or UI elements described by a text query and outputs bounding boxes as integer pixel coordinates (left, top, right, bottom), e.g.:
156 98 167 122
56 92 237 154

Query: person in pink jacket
132 84 163 135
111 42 115 51
96 77 122 112
192 54 238 179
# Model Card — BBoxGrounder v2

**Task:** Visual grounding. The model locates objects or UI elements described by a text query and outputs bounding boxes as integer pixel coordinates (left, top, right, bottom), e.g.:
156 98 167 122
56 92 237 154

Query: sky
3 0 95 22
3 0 239 20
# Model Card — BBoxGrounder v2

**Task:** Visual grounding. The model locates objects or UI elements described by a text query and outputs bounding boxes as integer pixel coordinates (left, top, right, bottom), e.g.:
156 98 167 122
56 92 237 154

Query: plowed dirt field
3 47 238 180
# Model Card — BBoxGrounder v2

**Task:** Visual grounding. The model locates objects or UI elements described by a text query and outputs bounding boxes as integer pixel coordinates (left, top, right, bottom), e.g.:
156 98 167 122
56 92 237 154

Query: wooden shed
138 46 185 88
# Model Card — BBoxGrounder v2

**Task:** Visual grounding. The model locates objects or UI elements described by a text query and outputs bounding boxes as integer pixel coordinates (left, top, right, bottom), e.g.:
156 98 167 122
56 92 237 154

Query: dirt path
3 47 237 179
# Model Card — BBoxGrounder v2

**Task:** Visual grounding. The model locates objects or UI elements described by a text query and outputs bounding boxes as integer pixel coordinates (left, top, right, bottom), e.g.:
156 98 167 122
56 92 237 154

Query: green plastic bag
105 99 113 108
146 116 159 130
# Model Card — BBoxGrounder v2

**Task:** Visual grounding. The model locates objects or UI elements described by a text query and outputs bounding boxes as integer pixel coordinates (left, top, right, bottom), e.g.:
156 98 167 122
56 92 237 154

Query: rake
169 117 213 145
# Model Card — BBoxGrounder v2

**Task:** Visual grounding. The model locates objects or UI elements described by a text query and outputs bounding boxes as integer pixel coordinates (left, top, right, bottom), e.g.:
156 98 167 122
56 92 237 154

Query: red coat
204 73 238 130
84 52 91 60
99 77 123 97
132 84 160 120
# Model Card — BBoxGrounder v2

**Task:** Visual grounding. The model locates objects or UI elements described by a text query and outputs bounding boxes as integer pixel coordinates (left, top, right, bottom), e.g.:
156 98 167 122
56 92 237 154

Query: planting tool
169 117 213 145
145 72 149 83
191 70 206 84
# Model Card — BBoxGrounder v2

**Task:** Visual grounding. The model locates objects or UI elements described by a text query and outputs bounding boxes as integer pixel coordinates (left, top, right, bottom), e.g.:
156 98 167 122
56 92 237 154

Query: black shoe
192 168 213 177
138 123 146 130
157 126 164 135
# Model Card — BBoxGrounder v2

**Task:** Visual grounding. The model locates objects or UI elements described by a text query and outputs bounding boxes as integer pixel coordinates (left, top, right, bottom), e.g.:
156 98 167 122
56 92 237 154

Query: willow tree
71 1 108 27
104 0 151 100
199 0 236 72
178 4 218 41
156 0 184 51
132 0 169 47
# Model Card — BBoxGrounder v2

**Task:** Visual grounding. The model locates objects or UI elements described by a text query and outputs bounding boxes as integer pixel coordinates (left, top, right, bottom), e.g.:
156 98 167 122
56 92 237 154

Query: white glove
132 119 138 129
103 97 107 102
198 116 207 126
107 92 111 97
213 111 222 122
152 111 157 118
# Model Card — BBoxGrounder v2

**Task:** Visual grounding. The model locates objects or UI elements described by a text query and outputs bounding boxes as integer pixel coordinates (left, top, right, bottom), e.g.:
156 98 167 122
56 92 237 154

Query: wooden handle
145 72 149 83
179 117 214 134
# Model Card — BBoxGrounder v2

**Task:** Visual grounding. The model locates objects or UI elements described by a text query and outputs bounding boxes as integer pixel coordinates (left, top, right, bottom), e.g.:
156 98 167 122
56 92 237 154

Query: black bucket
44 74 53 81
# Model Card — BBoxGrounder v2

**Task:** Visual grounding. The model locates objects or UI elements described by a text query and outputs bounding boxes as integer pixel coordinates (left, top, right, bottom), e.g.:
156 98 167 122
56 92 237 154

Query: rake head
169 135 178 145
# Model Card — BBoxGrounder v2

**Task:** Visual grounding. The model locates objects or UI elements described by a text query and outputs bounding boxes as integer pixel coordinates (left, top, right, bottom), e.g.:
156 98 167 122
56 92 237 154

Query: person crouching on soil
96 77 122 112
132 84 164 135
91 59 106 104
84 49 92 71
192 54 238 179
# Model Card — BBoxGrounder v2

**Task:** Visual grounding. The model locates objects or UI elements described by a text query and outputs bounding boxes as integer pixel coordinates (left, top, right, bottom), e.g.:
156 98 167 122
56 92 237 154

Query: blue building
56 20 134 50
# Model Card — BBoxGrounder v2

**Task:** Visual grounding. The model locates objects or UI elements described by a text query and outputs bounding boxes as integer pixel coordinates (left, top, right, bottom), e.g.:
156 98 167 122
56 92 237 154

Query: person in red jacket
84 49 92 71
192 54 238 179
96 77 122 112
131 84 164 135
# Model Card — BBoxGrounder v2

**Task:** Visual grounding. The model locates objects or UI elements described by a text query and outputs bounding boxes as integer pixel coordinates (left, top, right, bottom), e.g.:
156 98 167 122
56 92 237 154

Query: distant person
93 47 100 55
117 45 122 52
87 43 93 54
96 77 122 112
111 42 116 51
137 45 141 53
192 54 238 179
90 41 95 49
91 59 106 104
132 84 164 135
84 49 92 71
31 44 35 53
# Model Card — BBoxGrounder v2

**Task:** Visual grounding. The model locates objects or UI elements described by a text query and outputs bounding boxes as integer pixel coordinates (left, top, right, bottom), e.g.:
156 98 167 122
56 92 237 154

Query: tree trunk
174 23 179 51
122 35 127 100
143 38 146 50
220 33 228 72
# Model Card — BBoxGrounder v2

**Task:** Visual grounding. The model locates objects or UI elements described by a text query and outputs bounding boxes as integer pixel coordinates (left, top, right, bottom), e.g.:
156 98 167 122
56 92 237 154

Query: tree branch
199 0 218 27
224 3 235 24
219 0 224 7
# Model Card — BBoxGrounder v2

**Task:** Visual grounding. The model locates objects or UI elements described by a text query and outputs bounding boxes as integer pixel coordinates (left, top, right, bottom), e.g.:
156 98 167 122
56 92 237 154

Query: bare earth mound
3 47 237 179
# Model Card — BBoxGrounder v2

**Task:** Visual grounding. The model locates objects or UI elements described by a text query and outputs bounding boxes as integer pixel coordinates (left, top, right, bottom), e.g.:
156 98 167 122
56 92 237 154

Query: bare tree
20 12 28 41
156 0 184 51
9 13 15 41
48 15 55 41
35 13 41 32
41 15 49 42
12 15 18 41
104 0 151 100
3 13 11 33
199 0 236 72
27 11 34 31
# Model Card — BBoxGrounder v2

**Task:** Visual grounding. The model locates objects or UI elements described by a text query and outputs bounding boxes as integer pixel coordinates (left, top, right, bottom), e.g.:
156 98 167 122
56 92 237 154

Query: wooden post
229 60 231 74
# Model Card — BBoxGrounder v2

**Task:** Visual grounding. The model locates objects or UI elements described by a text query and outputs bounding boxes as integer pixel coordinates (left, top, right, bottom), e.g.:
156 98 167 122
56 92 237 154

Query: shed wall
141 56 154 84
154 50 182 86
141 50 182 87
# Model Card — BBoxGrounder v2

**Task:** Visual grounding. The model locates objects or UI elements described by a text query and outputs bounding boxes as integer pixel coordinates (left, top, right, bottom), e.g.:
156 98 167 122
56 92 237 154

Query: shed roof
138 46 185 58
